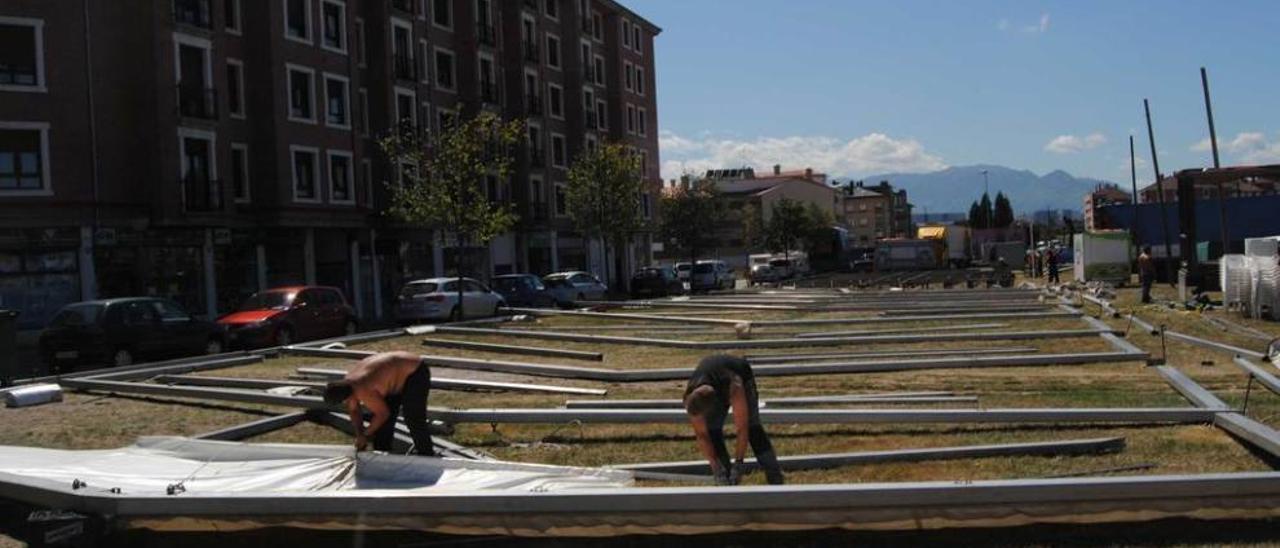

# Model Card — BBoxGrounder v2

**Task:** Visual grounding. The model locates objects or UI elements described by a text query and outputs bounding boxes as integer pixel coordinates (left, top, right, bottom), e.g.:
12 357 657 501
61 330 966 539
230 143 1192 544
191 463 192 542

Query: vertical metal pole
1201 67 1230 258
1129 135 1141 256
1144 99 1175 285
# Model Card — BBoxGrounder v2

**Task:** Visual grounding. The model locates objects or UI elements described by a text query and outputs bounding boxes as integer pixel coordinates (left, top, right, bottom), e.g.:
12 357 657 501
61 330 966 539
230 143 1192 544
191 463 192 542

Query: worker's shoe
756 450 785 485
713 468 733 486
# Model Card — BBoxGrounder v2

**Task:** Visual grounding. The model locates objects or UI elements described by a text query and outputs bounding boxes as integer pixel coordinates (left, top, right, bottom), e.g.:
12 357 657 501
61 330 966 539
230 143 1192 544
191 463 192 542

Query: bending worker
683 354 784 485
323 351 435 456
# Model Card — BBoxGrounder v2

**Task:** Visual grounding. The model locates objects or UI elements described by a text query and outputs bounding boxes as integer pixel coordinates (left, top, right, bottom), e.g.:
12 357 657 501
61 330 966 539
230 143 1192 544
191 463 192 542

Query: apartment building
839 181 912 246
1083 184 1131 231
0 0 661 329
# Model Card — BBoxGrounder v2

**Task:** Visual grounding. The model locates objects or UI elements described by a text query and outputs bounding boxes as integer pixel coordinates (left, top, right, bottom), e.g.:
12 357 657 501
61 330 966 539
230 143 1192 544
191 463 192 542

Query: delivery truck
917 224 972 268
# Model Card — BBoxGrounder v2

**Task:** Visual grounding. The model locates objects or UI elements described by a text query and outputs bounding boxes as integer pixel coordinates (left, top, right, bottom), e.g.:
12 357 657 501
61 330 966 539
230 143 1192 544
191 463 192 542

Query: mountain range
848 165 1117 216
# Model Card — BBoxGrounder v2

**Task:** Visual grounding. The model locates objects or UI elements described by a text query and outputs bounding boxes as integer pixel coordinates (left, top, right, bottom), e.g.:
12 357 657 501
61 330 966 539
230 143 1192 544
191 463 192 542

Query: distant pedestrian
1047 248 1060 284
684 355 784 486
1138 246 1155 304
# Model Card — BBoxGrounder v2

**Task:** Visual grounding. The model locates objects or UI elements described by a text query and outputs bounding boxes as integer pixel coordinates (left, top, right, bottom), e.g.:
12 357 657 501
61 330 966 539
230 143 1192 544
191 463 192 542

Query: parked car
750 263 780 284
219 286 357 348
851 252 875 273
690 260 735 291
674 262 692 282
394 277 506 323
630 266 685 298
767 258 796 279
491 274 558 308
543 271 608 306
40 298 226 369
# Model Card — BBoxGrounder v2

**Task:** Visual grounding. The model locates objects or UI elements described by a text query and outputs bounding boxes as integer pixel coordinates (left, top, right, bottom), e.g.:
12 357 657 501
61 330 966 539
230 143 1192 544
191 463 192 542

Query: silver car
394 277 506 323
542 271 608 306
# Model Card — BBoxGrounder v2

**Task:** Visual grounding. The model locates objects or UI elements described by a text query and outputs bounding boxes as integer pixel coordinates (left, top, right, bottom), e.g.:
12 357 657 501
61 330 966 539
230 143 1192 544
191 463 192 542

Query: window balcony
392 53 417 81
173 0 212 29
182 175 223 213
476 24 497 47
175 84 218 119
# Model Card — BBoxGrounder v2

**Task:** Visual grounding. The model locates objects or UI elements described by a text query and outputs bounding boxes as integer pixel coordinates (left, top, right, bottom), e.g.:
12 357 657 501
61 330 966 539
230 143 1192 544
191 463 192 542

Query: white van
691 260 734 291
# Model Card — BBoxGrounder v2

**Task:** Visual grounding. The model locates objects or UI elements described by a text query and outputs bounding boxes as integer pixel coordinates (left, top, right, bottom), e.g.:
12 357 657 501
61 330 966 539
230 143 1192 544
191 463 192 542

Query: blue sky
637 0 1280 183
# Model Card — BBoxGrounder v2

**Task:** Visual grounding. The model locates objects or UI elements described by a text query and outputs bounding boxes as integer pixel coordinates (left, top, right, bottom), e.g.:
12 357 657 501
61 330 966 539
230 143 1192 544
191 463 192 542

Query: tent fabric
0 437 633 496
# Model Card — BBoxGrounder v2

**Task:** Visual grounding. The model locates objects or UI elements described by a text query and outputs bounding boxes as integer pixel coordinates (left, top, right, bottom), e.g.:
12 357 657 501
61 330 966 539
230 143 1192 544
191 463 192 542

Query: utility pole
1129 135 1142 258
1201 67 1229 257
1144 99 1175 285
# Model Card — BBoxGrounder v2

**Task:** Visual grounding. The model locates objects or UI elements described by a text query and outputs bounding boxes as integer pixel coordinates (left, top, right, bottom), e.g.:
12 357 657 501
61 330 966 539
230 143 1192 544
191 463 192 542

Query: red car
218 286 357 348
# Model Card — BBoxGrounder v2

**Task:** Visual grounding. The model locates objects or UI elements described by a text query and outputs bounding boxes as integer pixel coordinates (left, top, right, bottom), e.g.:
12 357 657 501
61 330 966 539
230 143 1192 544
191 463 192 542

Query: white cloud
657 131 947 181
1001 13 1050 34
1045 132 1108 154
1188 131 1280 164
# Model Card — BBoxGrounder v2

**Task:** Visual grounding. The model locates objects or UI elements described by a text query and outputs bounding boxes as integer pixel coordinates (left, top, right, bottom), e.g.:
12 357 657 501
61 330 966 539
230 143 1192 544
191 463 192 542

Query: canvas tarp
0 437 633 496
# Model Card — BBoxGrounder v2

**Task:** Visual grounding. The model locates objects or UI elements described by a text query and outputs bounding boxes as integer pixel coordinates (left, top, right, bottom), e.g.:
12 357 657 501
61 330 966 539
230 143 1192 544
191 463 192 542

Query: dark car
218 286 357 348
631 266 685 298
39 298 226 369
491 274 558 308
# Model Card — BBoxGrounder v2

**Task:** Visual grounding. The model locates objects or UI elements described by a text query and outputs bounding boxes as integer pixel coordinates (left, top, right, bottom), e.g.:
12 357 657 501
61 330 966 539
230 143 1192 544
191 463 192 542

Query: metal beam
429 407 1216 425
291 368 608 396
745 347 1037 364
793 323 1008 339
1151 361 1280 459
193 411 310 441
751 311 1079 327
564 396 978 409
419 337 604 361
1165 330 1267 359
1154 366 1231 409
15 354 262 385
1231 357 1280 398
310 411 489 460
618 437 1126 474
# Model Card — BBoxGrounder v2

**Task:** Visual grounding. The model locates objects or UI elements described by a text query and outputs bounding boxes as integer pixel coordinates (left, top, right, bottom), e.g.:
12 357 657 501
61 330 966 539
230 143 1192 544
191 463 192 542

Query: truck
1072 231 1132 285
917 224 972 268
874 239 945 271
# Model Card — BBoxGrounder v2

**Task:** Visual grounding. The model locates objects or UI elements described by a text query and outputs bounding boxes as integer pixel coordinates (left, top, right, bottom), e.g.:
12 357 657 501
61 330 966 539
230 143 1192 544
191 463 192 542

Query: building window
547 83 563 118
224 0 242 34
550 133 566 168
419 40 430 83
226 59 245 118
291 146 320 202
637 107 647 136
432 0 452 29
545 34 560 69
0 17 46 92
591 12 602 40
595 100 606 130
544 0 558 19
592 55 605 86
624 62 633 91
230 143 249 202
355 18 366 66
639 150 648 177
394 87 416 130
626 104 635 133
323 73 350 128
328 150 354 203
635 66 646 95
584 134 597 153
633 26 641 54
320 0 347 53
286 64 316 123
622 19 631 48
0 123 51 195
362 159 373 206
641 193 651 219
478 54 497 103
437 107 457 131
358 87 369 136
174 0 213 28
554 183 567 216
284 0 312 43
434 47 456 91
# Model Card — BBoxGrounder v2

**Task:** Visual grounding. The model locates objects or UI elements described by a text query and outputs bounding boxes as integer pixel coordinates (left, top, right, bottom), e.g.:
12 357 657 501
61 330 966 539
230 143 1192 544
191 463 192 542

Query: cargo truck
917 224 972 268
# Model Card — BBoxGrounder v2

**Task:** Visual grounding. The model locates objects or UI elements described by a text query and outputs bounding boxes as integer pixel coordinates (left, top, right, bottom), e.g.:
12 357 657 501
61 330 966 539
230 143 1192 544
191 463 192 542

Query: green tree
993 192 1015 228
802 202 834 255
764 197 814 263
659 181 725 267
741 201 765 252
967 201 981 228
565 142 648 291
379 112 524 318
979 192 994 229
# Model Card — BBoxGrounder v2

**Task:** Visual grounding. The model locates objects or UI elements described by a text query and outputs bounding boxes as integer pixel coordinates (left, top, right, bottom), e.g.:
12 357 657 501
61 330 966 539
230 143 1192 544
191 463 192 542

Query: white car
691 260 735 291
674 262 692 281
394 277 506 323
543 271 608 306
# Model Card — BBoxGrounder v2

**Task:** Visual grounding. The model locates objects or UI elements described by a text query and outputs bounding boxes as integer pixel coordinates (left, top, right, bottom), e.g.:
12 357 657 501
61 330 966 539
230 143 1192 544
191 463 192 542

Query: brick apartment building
0 0 661 329
1083 184 1131 231
838 181 912 247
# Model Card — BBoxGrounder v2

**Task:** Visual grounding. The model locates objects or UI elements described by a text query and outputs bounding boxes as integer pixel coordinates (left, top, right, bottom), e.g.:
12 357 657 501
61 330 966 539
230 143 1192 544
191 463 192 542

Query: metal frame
290 368 608 396
745 347 1037 363
193 411 311 441
419 337 604 361
564 395 978 408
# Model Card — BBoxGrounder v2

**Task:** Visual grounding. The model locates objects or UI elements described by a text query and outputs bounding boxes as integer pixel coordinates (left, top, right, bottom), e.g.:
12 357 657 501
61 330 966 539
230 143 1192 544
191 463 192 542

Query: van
691 260 734 291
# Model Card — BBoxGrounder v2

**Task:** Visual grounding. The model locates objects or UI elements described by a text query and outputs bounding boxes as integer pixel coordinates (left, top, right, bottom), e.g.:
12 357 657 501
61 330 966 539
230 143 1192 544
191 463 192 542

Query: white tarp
0 437 632 496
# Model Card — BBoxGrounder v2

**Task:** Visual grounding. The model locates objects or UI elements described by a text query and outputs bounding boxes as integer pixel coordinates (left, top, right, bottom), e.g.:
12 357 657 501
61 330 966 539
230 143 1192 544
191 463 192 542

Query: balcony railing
476 23 497 46
182 176 223 213
392 53 416 81
523 41 540 62
176 84 218 119
526 94 543 115
173 0 212 29
480 80 498 104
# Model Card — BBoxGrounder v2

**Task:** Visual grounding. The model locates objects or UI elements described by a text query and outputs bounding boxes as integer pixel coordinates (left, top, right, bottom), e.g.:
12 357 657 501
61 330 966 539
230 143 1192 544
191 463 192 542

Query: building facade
0 0 661 329
1083 184 1131 231
838 181 912 246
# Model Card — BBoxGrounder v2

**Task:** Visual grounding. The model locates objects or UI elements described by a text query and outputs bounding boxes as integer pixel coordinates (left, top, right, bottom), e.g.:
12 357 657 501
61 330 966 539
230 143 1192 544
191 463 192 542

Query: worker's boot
756 450 785 485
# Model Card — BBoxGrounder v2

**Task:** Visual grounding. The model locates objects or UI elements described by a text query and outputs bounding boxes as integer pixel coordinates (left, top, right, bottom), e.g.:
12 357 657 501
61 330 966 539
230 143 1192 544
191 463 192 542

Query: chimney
804 168 813 179
772 164 781 176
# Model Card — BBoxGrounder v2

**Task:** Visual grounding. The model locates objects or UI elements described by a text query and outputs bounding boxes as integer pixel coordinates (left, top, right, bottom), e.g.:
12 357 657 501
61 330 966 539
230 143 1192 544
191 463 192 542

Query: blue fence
1097 195 1280 248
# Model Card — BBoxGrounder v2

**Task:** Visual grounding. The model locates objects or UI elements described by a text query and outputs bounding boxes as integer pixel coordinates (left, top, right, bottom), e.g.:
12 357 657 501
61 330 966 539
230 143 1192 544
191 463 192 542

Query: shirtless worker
684 354 784 485
323 351 435 456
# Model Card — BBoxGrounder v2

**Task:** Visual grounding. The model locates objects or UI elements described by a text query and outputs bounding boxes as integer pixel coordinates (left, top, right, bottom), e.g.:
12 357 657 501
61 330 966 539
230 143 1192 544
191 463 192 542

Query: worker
1046 247 1061 284
684 355 784 485
323 351 435 456
1138 246 1155 304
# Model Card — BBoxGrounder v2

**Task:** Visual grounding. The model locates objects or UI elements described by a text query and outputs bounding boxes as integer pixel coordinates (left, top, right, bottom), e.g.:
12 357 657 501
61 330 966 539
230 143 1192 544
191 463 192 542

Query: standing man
323 351 435 456
1047 247 1060 284
683 355 784 485
1138 246 1155 304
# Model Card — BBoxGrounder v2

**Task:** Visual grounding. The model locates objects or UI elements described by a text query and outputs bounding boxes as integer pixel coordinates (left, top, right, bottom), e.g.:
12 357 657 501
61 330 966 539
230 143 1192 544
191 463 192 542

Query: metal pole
1201 67 1230 257
1130 135 1141 256
1144 99 1175 284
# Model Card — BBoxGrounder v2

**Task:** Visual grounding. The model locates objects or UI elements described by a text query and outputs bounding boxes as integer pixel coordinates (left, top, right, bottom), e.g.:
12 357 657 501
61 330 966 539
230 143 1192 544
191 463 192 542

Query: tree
764 197 814 262
968 201 982 228
802 202 834 255
741 201 765 252
565 142 648 292
659 181 725 267
379 112 524 318
993 191 1015 228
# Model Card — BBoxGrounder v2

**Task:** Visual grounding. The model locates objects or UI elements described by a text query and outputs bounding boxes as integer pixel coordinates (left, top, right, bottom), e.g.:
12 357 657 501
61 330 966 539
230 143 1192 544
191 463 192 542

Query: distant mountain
847 165 1116 216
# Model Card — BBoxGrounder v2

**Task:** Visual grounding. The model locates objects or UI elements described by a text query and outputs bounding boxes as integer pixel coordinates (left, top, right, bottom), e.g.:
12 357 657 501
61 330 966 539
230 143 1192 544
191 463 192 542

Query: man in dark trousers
323 351 435 455
1138 246 1155 304
684 354 784 485
1046 247 1061 284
